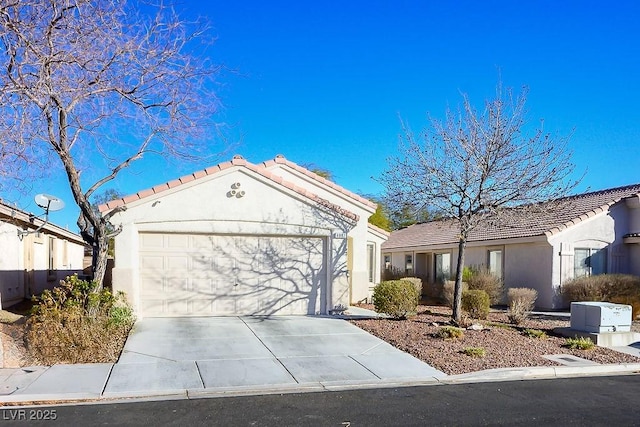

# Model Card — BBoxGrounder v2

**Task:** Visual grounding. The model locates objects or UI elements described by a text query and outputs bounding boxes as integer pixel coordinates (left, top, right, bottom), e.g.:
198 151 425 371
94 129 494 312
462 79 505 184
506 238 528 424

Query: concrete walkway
1 310 640 404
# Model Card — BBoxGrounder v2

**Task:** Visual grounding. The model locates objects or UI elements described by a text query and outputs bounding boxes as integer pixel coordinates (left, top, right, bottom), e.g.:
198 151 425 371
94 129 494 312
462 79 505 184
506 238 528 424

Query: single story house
0 199 87 309
381 184 640 309
100 155 387 318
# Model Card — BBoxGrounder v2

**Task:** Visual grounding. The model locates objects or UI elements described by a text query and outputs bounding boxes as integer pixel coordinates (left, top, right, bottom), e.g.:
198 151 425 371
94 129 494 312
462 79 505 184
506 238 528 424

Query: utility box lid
570 302 632 333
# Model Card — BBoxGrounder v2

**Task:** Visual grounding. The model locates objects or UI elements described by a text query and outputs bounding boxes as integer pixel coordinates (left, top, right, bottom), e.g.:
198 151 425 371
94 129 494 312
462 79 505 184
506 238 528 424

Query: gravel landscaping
350 304 640 375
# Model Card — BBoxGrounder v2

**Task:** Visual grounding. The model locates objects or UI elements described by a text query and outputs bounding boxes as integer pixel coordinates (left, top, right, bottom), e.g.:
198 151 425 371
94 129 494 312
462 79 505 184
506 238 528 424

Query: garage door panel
141 255 164 270
140 233 164 250
167 256 189 270
139 233 326 317
167 234 189 249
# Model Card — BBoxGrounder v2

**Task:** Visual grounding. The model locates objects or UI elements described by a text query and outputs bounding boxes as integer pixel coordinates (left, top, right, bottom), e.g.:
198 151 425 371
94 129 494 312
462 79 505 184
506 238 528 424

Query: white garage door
138 233 326 316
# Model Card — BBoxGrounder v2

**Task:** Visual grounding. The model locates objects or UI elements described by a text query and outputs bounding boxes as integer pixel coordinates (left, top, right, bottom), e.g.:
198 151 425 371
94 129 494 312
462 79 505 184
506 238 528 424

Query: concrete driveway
103 316 446 397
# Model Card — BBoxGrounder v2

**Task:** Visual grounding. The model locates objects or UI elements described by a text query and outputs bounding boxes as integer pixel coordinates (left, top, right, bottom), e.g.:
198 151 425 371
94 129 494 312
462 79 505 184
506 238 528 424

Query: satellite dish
34 193 65 212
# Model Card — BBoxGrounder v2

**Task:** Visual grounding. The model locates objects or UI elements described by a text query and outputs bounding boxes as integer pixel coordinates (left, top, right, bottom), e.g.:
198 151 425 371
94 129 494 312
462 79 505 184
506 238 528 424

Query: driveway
103 316 446 397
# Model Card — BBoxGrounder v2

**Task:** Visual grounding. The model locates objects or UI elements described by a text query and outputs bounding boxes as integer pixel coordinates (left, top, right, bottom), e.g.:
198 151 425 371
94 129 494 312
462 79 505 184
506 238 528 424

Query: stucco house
0 199 87 309
382 184 640 310
100 155 387 318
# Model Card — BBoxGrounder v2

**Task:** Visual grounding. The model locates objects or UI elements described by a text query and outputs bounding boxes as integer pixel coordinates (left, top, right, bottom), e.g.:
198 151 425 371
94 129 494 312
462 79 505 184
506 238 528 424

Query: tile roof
98 155 374 223
382 183 640 250
260 155 377 210
367 223 391 237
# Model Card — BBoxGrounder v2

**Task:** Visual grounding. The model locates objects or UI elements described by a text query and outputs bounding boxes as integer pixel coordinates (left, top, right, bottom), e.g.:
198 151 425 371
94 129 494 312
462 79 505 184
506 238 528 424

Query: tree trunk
452 237 467 324
92 234 110 292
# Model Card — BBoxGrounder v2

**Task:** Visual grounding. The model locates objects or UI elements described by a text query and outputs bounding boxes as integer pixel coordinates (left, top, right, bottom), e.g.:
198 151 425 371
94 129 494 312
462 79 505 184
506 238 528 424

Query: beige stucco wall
266 165 379 305
0 220 85 308
109 167 356 315
0 221 25 307
382 240 555 308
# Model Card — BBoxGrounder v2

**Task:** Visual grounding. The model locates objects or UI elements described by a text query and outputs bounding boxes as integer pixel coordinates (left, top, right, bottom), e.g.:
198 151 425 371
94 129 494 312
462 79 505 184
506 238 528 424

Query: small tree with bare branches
382 83 578 323
0 0 224 291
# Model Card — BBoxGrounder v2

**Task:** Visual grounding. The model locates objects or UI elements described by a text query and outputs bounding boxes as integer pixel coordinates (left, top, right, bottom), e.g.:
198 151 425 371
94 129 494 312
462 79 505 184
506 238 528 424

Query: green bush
443 280 469 308
436 326 464 340
27 274 135 364
401 277 423 297
564 336 595 350
462 347 486 358
561 274 640 317
507 287 538 325
461 289 490 319
522 328 547 339
467 267 504 305
372 280 419 319
462 266 475 283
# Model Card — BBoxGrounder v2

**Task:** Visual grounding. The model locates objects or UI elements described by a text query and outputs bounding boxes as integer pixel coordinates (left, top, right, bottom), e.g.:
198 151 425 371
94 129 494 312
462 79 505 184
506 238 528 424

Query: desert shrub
507 287 538 325
462 266 475 283
561 274 640 318
467 267 503 305
462 347 486 358
443 280 469 308
522 328 547 339
564 336 595 350
401 277 423 297
27 274 135 364
461 289 490 319
381 266 405 281
436 326 464 340
609 295 640 319
372 280 419 319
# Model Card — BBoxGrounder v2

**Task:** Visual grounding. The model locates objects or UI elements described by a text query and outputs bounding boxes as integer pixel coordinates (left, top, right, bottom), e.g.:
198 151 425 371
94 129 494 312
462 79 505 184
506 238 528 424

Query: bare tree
0 0 224 291
382 83 578 323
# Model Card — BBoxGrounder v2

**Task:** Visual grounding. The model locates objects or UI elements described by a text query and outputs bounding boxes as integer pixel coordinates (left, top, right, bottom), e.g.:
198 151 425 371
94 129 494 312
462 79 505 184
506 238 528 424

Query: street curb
440 363 640 384
2 365 640 406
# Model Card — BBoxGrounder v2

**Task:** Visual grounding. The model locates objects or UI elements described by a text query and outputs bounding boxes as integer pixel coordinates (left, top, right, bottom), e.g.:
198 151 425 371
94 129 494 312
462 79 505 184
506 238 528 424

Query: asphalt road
3 375 640 426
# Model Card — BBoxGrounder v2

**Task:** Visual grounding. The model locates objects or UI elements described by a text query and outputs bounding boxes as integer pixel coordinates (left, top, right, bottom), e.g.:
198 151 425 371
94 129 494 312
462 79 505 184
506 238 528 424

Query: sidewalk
1 307 640 405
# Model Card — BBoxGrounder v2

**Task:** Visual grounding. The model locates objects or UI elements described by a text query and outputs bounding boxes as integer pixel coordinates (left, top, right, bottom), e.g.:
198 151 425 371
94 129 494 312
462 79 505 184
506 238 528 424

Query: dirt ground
350 304 640 375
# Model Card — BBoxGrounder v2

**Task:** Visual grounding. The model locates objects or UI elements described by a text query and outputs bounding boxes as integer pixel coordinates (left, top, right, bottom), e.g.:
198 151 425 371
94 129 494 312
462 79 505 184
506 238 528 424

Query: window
574 248 607 278
367 243 375 283
405 254 413 276
383 254 391 270
434 252 451 282
488 249 503 280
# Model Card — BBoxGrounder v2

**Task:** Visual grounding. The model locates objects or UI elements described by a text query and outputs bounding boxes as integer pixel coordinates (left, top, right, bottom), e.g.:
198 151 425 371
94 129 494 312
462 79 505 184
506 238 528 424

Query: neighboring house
0 200 87 309
381 184 640 310
99 155 387 317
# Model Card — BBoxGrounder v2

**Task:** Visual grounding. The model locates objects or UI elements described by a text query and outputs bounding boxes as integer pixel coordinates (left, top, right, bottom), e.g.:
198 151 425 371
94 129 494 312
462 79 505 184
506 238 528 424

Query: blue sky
10 0 640 230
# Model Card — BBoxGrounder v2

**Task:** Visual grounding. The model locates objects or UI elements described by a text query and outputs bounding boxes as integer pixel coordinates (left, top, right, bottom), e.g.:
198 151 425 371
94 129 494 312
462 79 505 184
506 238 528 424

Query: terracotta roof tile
99 155 366 223
382 183 640 250
261 155 377 210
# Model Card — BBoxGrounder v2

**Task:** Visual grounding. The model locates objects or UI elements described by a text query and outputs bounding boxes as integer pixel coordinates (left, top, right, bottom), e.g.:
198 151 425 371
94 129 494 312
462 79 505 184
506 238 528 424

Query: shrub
467 267 503 305
443 280 468 308
381 266 405 281
372 280 419 319
564 336 595 350
522 328 547 339
27 274 135 364
436 326 464 340
462 266 474 283
507 287 538 325
401 277 423 297
462 347 486 358
461 289 490 319
561 274 640 318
